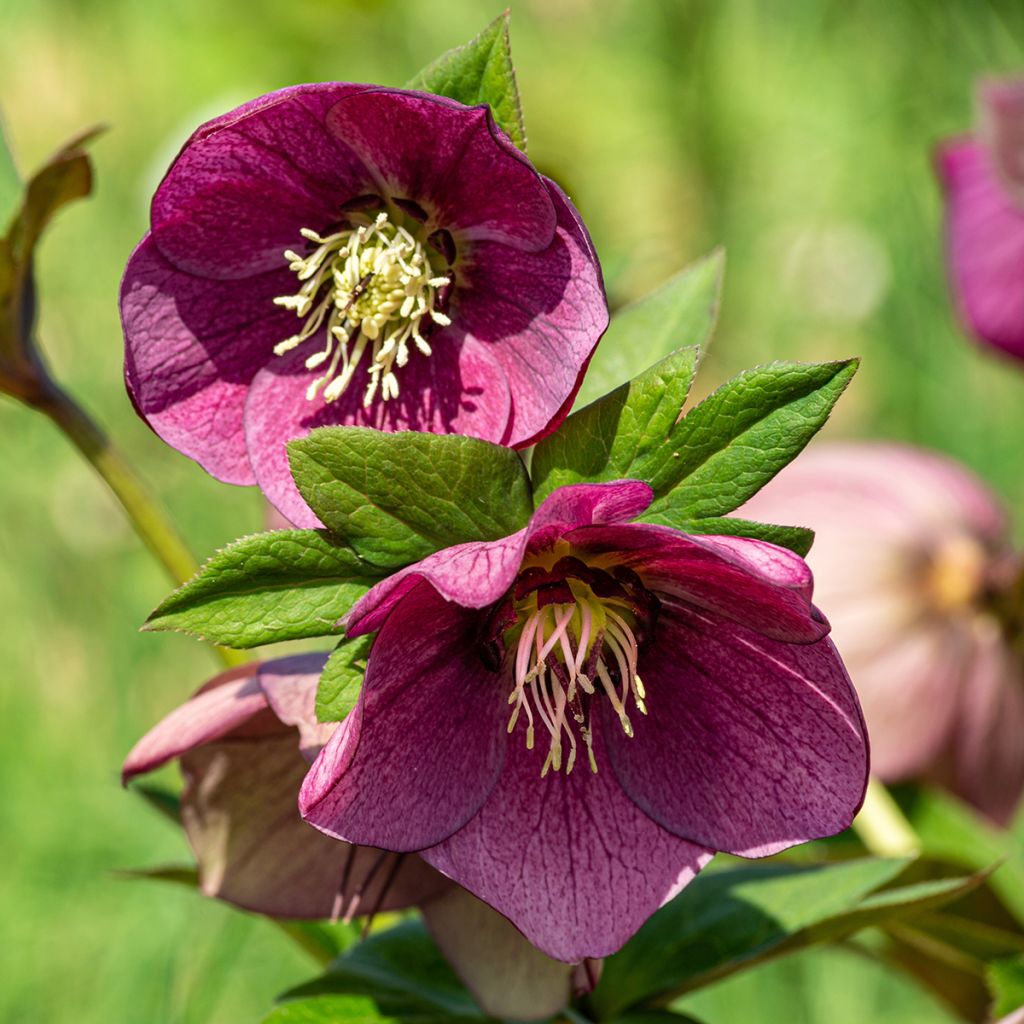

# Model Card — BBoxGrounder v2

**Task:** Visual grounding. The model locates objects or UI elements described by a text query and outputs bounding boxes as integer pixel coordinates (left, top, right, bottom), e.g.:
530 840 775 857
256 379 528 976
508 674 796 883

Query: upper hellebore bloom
937 77 1024 361
120 85 606 526
300 481 869 962
742 442 1024 824
122 654 448 919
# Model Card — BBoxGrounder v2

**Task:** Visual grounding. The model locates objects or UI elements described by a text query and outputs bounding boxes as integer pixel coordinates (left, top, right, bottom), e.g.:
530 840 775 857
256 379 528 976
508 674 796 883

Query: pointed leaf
288 428 533 570
279 920 486 1021
263 995 398 1023
407 12 526 152
145 530 383 648
575 249 724 407
641 358 859 520
592 857 986 1017
532 347 699 503
316 634 373 723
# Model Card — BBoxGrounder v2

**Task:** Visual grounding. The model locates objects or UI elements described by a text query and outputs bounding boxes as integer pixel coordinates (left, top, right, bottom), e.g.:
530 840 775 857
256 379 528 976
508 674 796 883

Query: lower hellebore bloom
122 655 589 1021
120 84 606 527
937 77 1024 360
122 654 448 919
741 442 1024 823
300 481 869 962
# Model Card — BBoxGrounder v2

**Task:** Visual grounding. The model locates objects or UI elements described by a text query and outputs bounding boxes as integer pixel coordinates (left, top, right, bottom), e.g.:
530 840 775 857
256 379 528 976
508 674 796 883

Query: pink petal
456 182 608 446
606 604 867 857
300 582 507 850
325 90 556 248
152 84 371 279
422 725 712 963
937 138 1024 359
345 480 653 636
122 664 270 782
121 235 297 484
569 524 828 643
243 333 513 529
421 887 574 1021
256 653 334 761
945 615 1024 824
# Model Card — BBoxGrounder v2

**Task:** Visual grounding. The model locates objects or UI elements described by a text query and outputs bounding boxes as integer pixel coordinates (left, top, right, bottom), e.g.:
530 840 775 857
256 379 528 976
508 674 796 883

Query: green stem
852 777 921 858
31 382 245 668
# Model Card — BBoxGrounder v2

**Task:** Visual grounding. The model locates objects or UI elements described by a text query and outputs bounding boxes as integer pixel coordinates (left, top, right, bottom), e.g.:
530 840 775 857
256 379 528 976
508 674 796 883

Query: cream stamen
273 212 450 406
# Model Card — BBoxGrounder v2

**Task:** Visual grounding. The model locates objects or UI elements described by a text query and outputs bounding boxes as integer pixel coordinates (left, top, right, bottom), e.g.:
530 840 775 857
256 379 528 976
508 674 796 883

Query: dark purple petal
607 604 867 858
345 481 653 636
422 887 574 1021
937 138 1024 359
301 582 507 850
152 84 372 279
243 332 513 528
568 524 828 643
422 725 712 963
325 90 555 248
181 734 449 919
120 234 299 484
121 664 270 782
456 181 608 447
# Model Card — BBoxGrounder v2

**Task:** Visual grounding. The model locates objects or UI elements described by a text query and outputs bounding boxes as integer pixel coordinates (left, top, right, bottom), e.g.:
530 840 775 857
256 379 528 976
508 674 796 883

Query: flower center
923 534 989 614
486 550 658 778
272 211 451 407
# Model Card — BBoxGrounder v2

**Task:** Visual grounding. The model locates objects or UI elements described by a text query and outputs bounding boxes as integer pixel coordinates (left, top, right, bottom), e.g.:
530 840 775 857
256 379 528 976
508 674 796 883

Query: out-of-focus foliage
2 1 1024 1022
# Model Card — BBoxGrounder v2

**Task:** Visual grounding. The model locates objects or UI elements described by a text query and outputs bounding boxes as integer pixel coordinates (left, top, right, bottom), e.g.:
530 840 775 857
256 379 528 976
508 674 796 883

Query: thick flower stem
852 777 920 857
29 382 246 668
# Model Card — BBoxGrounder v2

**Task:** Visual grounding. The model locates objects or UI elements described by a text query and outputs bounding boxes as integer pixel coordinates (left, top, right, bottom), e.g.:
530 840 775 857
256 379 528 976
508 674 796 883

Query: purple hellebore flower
299 480 869 962
741 442 1024 823
122 654 450 919
937 77 1024 361
120 85 607 526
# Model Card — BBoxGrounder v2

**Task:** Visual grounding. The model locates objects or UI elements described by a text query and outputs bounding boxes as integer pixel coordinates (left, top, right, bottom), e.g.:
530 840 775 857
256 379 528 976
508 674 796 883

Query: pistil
272 211 451 407
503 560 652 778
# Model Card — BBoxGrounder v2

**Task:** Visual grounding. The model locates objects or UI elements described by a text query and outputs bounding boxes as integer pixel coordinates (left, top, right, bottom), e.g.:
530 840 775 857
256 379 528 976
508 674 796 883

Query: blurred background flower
3 2 1024 1021
741 442 1024 823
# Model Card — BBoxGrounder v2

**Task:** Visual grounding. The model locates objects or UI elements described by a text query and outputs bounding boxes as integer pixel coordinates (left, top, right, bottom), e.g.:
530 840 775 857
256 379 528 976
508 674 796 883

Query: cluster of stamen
273 211 451 407
484 551 658 778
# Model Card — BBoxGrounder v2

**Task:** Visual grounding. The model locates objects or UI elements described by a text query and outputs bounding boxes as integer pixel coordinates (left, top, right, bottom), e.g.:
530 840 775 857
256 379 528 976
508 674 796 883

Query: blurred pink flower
937 77 1024 361
299 480 867 962
741 442 1024 823
120 85 606 526
122 654 449 919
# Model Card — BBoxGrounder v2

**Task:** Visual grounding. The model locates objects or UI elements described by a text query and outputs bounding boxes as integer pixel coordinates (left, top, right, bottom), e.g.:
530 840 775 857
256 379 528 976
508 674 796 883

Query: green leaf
988 955 1024 1017
592 857 984 1017
263 995 398 1024
316 634 373 723
117 864 199 888
129 782 181 825
288 428 533 570
145 530 383 648
641 358 859 520
407 12 526 153
575 249 724 408
902 786 1024 926
532 347 699 503
279 919 486 1021
633 514 815 557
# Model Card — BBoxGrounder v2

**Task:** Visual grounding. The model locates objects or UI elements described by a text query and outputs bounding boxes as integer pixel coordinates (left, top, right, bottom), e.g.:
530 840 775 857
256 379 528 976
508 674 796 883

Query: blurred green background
2 1 1023 1021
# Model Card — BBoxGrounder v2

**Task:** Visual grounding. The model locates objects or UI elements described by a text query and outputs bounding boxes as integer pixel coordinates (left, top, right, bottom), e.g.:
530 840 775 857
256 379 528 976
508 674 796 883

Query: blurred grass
1 0 1023 1021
